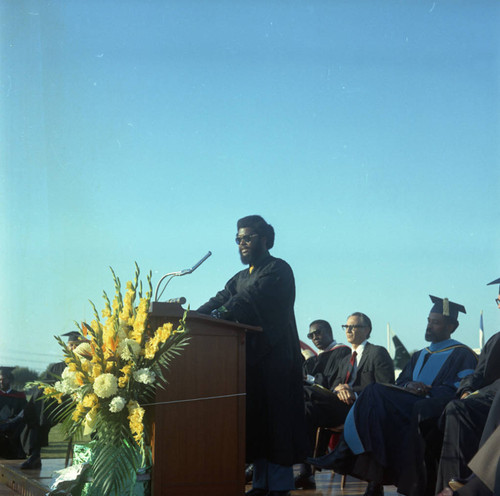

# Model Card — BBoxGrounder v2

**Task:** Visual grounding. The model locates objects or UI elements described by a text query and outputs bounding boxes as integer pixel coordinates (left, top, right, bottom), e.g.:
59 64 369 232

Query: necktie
345 351 358 383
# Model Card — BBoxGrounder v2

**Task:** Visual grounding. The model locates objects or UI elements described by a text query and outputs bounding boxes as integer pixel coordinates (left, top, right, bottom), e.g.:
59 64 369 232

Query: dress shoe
363 481 384 496
245 463 254 483
245 489 269 496
20 455 42 470
268 492 290 496
306 438 354 473
294 472 316 489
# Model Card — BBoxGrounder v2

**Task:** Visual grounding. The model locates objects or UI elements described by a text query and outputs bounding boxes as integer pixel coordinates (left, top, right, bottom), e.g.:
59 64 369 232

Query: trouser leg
436 398 490 493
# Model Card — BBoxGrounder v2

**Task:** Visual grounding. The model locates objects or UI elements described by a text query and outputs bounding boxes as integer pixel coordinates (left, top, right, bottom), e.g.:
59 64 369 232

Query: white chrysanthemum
117 338 141 361
55 368 80 393
93 373 118 399
133 368 155 385
109 396 127 413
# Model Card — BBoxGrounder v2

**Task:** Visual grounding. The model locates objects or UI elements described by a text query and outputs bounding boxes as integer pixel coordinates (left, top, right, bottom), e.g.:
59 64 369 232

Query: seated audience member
435 277 500 495
297 312 394 490
20 331 86 469
303 319 351 389
0 368 27 459
296 320 351 489
309 296 478 496
438 388 500 496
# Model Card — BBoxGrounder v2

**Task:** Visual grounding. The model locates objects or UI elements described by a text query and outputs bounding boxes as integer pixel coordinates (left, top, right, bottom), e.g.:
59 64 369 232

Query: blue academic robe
343 339 477 487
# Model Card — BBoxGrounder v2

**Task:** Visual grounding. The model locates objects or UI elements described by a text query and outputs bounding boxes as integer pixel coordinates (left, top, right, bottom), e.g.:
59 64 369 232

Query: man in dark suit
435 277 500 493
296 312 395 490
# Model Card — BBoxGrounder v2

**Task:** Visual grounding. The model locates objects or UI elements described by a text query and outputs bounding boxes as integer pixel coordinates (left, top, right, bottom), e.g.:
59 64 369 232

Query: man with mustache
198 215 307 496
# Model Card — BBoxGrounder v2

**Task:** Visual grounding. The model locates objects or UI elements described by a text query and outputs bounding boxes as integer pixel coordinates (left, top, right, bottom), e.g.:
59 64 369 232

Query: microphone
165 297 187 305
154 251 212 301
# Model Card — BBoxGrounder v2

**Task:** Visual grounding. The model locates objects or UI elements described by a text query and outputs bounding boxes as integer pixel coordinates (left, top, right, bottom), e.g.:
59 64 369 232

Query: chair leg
311 427 324 475
341 474 346 489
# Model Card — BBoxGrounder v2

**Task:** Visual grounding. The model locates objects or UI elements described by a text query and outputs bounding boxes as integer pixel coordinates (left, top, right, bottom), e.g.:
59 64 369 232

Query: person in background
435 276 500 494
303 319 351 389
304 312 395 494
19 331 87 469
0 368 27 459
295 319 351 489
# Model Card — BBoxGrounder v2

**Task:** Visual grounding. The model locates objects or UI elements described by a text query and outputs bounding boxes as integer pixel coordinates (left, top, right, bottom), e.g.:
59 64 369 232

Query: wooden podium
148 303 260 496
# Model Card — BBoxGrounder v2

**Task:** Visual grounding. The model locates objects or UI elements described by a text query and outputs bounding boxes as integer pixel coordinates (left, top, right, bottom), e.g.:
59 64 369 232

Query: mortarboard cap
429 295 466 320
487 277 500 293
61 331 85 343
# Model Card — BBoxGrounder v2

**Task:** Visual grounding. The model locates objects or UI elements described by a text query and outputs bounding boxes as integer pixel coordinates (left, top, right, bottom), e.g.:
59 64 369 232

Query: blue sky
1 0 499 371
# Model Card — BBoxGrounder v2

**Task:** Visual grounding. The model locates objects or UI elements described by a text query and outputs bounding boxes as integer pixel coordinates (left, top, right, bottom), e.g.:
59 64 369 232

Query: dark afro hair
237 215 275 249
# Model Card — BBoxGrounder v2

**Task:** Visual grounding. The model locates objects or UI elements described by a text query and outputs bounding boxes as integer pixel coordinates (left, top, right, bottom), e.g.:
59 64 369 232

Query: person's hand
405 381 431 396
334 384 356 405
334 383 350 392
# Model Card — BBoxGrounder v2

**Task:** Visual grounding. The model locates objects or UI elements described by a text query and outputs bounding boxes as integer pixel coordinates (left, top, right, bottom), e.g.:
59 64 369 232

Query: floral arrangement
36 264 189 495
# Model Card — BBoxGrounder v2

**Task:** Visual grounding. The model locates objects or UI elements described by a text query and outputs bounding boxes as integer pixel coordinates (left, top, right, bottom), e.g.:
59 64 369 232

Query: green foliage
12 366 39 389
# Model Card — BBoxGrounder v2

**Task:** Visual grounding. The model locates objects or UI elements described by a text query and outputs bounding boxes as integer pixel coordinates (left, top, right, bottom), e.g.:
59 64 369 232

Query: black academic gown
434 332 500 493
197 254 307 466
21 361 66 456
303 345 351 389
0 389 27 458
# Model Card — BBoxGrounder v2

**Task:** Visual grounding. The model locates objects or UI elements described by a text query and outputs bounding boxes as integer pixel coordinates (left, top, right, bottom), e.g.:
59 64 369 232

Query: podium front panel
151 312 248 496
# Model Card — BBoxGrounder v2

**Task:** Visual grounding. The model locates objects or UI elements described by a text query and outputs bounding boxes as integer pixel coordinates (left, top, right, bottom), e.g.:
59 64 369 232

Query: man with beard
197 215 307 496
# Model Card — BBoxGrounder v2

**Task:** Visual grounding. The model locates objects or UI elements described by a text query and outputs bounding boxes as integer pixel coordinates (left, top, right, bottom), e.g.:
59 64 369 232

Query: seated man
296 319 351 488
438 389 500 496
0 368 27 459
298 312 394 490
434 277 500 494
303 319 351 390
309 296 478 496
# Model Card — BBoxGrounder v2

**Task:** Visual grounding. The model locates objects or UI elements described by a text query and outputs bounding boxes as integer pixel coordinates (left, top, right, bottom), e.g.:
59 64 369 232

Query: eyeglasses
235 234 259 245
307 330 323 339
341 325 367 331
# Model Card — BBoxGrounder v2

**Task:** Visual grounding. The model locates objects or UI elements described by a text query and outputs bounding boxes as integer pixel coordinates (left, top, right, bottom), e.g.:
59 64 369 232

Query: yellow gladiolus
127 400 145 444
72 402 86 422
75 372 85 386
119 364 133 388
82 393 98 408
156 322 173 343
92 364 102 379
144 335 160 359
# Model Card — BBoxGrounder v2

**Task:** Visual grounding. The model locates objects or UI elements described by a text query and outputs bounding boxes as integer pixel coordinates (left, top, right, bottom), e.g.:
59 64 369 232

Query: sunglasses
235 234 259 245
